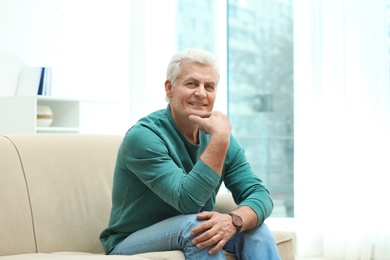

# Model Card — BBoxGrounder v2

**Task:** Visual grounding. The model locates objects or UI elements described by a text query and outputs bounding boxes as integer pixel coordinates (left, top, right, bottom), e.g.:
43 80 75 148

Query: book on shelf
16 67 52 96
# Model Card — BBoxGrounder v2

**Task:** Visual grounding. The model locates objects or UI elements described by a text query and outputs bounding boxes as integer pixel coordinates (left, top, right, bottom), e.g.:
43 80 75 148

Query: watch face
232 215 243 227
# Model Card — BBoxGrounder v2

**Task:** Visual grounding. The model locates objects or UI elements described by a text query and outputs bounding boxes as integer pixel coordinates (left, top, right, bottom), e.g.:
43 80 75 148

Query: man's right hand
188 110 232 138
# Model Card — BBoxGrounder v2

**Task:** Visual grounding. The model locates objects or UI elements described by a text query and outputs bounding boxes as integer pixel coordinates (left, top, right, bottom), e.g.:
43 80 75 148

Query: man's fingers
188 112 211 122
208 240 226 254
196 211 212 220
188 114 202 123
188 115 207 132
190 219 211 237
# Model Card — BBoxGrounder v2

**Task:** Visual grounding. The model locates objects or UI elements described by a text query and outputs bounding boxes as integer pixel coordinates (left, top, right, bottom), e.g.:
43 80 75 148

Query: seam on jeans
183 236 197 259
117 233 183 255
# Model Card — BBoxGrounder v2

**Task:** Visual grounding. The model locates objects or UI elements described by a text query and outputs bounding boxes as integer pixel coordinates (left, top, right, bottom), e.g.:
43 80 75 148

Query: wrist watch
228 213 243 233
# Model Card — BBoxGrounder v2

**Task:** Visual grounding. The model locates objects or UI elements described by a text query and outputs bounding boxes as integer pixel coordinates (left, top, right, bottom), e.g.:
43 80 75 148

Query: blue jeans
110 214 281 260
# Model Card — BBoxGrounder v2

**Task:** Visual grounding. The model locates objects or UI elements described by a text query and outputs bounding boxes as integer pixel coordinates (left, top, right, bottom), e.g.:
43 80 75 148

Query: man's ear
165 80 173 98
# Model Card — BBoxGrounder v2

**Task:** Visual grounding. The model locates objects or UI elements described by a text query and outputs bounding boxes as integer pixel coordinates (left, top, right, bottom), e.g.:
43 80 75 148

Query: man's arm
189 112 274 254
189 110 232 175
189 111 258 254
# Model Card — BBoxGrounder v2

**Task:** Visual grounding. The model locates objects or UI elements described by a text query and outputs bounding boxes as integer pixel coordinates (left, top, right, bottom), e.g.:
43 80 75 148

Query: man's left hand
190 211 236 254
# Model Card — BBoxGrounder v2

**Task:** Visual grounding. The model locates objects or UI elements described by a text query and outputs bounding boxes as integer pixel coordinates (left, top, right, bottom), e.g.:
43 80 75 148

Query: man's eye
206 85 215 91
186 82 196 87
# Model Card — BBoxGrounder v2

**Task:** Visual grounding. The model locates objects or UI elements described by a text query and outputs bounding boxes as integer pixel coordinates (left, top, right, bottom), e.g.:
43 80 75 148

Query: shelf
0 96 80 134
36 127 80 134
0 96 117 134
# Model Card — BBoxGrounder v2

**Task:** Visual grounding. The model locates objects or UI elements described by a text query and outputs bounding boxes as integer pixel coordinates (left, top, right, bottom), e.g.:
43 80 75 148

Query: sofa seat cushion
0 230 293 260
0 251 216 259
0 253 152 259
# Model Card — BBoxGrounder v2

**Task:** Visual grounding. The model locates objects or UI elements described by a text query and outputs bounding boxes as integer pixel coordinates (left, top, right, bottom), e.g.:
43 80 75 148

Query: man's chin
189 109 211 118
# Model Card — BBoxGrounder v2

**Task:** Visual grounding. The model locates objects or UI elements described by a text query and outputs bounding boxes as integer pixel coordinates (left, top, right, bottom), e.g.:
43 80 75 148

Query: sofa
0 134 295 259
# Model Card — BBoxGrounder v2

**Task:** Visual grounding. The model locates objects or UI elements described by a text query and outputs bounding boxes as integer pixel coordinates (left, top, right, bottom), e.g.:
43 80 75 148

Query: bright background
1 0 389 259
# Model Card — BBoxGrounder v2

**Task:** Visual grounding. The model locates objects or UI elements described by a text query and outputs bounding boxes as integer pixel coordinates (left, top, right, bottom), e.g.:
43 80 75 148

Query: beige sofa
0 134 295 259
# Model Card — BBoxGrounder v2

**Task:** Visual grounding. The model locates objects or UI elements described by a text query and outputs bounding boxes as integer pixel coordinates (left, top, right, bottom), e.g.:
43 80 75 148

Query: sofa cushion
0 135 36 255
5 134 123 254
0 251 230 260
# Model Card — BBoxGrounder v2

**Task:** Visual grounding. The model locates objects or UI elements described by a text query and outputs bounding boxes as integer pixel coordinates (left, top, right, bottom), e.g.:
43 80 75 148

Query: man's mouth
189 102 207 107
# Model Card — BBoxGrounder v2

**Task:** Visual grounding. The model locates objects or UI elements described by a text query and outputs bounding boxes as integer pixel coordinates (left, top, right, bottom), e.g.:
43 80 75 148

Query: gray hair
166 48 220 86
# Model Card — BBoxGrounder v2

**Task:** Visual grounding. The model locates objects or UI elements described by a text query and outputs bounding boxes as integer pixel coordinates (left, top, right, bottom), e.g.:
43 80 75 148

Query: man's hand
188 111 232 138
190 211 236 254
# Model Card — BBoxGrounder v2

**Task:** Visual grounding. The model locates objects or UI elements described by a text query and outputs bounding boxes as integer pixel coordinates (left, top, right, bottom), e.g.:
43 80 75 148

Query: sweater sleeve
121 124 221 213
224 136 274 225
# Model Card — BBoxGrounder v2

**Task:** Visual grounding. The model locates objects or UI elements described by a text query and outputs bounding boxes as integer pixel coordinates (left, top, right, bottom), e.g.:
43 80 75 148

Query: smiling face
165 60 217 129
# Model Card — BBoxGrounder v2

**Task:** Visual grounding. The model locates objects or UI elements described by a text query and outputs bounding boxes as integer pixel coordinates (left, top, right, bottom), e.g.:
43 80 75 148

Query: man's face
165 61 217 123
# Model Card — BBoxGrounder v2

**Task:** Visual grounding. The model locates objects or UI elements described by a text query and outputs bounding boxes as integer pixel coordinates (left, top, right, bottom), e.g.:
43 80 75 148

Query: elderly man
100 48 280 259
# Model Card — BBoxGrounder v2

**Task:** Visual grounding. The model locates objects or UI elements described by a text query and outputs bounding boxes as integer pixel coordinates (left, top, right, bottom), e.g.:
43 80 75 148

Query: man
100 48 280 259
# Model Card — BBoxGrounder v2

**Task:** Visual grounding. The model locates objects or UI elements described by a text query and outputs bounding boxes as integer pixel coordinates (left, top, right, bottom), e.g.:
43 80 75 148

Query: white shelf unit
0 96 81 134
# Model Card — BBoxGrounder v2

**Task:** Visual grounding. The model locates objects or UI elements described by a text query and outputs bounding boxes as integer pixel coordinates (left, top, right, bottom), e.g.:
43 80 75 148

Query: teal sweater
100 105 273 254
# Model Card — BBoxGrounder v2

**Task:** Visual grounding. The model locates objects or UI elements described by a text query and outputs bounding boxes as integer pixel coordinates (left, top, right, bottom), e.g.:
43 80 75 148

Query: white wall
0 0 130 134
0 0 228 133
128 0 177 126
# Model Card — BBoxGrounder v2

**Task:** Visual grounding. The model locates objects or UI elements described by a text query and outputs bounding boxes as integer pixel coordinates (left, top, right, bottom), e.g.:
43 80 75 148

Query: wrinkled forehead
178 61 218 84
177 61 218 81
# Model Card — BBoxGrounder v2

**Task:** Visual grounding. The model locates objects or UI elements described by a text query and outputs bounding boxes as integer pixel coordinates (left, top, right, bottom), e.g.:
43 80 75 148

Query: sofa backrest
0 134 123 256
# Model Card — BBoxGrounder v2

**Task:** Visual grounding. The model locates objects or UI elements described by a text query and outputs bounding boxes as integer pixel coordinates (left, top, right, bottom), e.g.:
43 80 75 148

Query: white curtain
294 0 390 259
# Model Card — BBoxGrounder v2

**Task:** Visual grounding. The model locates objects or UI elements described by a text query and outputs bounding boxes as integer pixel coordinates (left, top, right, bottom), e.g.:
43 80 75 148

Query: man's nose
194 85 207 97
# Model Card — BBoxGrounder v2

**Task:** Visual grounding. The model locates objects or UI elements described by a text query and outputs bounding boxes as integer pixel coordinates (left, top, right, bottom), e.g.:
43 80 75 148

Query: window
227 0 294 217
176 0 294 217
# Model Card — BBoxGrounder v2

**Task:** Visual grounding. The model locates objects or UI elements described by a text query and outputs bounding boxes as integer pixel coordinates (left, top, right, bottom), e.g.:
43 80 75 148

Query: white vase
36 105 53 127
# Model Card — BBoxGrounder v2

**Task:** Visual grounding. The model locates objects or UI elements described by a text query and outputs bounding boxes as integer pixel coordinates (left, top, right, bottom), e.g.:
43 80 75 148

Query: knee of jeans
176 214 202 237
259 223 274 240
243 223 275 243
